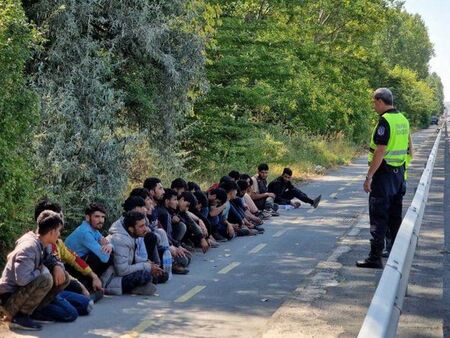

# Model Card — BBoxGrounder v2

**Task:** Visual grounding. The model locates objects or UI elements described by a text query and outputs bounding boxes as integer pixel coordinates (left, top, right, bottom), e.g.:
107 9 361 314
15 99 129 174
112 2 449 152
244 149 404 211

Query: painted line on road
174 285 206 303
329 192 338 199
307 208 315 213
249 243 267 254
273 228 290 237
218 262 241 274
120 317 155 338
338 187 345 191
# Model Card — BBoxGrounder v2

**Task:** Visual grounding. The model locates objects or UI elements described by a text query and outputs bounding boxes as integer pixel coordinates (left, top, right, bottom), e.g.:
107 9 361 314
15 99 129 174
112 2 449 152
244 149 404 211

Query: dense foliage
0 0 39 262
0 0 445 262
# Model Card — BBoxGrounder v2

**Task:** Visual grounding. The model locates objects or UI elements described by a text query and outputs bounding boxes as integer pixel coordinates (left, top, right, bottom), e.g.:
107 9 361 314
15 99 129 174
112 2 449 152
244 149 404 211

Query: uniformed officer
356 88 413 269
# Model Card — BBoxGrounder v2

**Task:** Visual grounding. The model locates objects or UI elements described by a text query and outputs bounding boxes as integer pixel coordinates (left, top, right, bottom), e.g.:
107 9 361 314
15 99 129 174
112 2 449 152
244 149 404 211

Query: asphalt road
0 123 444 338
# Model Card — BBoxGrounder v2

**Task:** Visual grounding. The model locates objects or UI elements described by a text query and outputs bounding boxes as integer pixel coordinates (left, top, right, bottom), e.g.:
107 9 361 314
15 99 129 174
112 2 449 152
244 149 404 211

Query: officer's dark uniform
356 108 409 268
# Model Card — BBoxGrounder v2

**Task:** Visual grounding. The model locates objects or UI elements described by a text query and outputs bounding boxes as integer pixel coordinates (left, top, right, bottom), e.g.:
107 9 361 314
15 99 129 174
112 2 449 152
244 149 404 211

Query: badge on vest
377 126 385 136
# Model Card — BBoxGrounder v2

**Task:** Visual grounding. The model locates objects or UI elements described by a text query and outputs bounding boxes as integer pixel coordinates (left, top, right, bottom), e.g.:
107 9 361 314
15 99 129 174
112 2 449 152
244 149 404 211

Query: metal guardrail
358 124 444 338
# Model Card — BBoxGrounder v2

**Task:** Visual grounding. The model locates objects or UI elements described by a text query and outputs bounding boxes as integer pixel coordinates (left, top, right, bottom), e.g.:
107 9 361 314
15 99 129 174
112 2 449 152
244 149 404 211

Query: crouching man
105 211 162 295
0 211 70 330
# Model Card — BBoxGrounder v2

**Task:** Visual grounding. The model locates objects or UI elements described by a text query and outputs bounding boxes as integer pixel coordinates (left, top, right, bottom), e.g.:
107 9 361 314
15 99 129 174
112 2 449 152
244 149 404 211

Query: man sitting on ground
65 203 113 278
268 167 321 208
107 211 162 295
171 178 188 197
0 211 70 330
34 200 103 300
157 189 191 274
251 163 279 216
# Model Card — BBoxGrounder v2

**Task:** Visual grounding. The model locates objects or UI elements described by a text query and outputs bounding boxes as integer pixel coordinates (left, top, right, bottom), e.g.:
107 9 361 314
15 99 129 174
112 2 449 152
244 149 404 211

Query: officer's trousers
368 166 406 259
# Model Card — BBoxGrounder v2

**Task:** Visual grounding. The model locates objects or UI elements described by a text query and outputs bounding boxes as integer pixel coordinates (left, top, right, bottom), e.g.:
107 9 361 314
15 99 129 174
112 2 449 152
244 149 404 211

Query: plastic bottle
162 247 173 280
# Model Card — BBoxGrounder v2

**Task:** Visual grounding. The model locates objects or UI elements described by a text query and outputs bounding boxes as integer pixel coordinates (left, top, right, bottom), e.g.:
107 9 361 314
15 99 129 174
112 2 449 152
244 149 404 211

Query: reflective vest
368 112 410 167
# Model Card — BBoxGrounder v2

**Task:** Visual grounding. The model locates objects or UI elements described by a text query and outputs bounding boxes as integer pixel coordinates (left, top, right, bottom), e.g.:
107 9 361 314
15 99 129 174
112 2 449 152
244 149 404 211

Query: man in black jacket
268 168 321 208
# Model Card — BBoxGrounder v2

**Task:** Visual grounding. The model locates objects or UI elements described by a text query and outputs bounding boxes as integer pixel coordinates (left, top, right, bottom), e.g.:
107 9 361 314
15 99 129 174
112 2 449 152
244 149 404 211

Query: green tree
0 0 39 262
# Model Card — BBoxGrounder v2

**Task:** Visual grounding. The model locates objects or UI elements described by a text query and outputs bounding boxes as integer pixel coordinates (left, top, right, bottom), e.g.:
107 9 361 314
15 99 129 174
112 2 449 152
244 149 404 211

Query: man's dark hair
219 175 233 184
220 180 239 194
37 210 63 236
129 187 150 200
193 191 208 208
143 177 161 191
171 178 188 190
34 199 62 221
123 196 146 212
236 180 249 193
240 173 252 182
282 168 293 176
123 211 146 230
210 188 227 205
85 203 107 216
163 189 178 202
179 191 197 208
258 163 269 172
187 181 201 192
228 170 240 181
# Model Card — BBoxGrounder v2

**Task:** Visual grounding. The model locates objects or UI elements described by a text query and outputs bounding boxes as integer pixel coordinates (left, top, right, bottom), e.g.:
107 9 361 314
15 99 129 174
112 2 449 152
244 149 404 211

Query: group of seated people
0 163 321 331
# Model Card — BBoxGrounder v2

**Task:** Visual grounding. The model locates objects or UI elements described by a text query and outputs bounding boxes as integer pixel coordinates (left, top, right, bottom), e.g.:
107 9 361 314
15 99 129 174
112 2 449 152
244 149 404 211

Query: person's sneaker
271 210 280 217
312 195 321 208
10 314 42 331
236 228 251 236
254 225 265 233
382 249 390 258
261 210 272 219
208 239 220 248
213 232 228 242
131 282 157 296
153 271 169 284
90 290 104 303
248 228 259 236
172 264 190 275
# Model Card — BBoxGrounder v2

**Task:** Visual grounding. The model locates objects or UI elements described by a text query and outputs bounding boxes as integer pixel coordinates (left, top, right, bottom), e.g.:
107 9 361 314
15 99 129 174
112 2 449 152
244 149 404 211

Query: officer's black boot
356 240 383 269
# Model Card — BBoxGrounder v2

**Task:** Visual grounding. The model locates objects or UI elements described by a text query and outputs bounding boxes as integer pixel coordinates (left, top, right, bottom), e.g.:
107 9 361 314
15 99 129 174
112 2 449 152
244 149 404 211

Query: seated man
236 180 265 228
107 211 161 295
250 163 279 216
0 211 71 330
177 192 210 253
171 178 188 197
65 203 113 277
110 196 168 284
268 168 321 208
206 188 230 242
34 199 103 300
157 189 191 274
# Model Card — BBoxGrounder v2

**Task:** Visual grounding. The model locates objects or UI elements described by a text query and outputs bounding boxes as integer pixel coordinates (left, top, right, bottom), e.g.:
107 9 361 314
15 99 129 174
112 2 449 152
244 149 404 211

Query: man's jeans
121 270 152 294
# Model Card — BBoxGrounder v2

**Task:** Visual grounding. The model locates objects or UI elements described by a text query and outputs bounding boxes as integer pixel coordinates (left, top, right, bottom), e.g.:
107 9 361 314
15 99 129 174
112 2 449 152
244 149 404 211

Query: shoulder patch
377 126 385 136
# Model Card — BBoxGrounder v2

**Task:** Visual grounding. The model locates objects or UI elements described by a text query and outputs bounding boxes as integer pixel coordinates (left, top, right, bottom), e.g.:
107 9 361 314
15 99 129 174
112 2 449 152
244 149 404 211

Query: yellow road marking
218 262 241 274
120 318 155 338
174 285 206 303
273 229 290 237
248 243 267 254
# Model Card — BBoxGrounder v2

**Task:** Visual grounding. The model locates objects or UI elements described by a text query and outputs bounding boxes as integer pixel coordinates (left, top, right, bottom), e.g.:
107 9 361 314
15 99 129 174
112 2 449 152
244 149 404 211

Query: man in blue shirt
65 203 113 276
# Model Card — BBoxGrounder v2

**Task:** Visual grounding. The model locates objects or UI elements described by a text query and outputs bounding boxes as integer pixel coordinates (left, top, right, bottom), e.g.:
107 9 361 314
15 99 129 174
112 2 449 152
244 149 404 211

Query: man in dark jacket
268 168 321 208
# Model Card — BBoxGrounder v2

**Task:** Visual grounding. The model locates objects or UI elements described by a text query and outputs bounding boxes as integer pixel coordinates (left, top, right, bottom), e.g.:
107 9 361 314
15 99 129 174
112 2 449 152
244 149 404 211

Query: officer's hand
363 177 372 193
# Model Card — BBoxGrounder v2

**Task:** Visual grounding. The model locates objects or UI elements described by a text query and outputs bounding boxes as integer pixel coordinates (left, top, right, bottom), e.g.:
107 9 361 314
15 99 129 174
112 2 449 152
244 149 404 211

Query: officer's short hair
373 88 393 105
